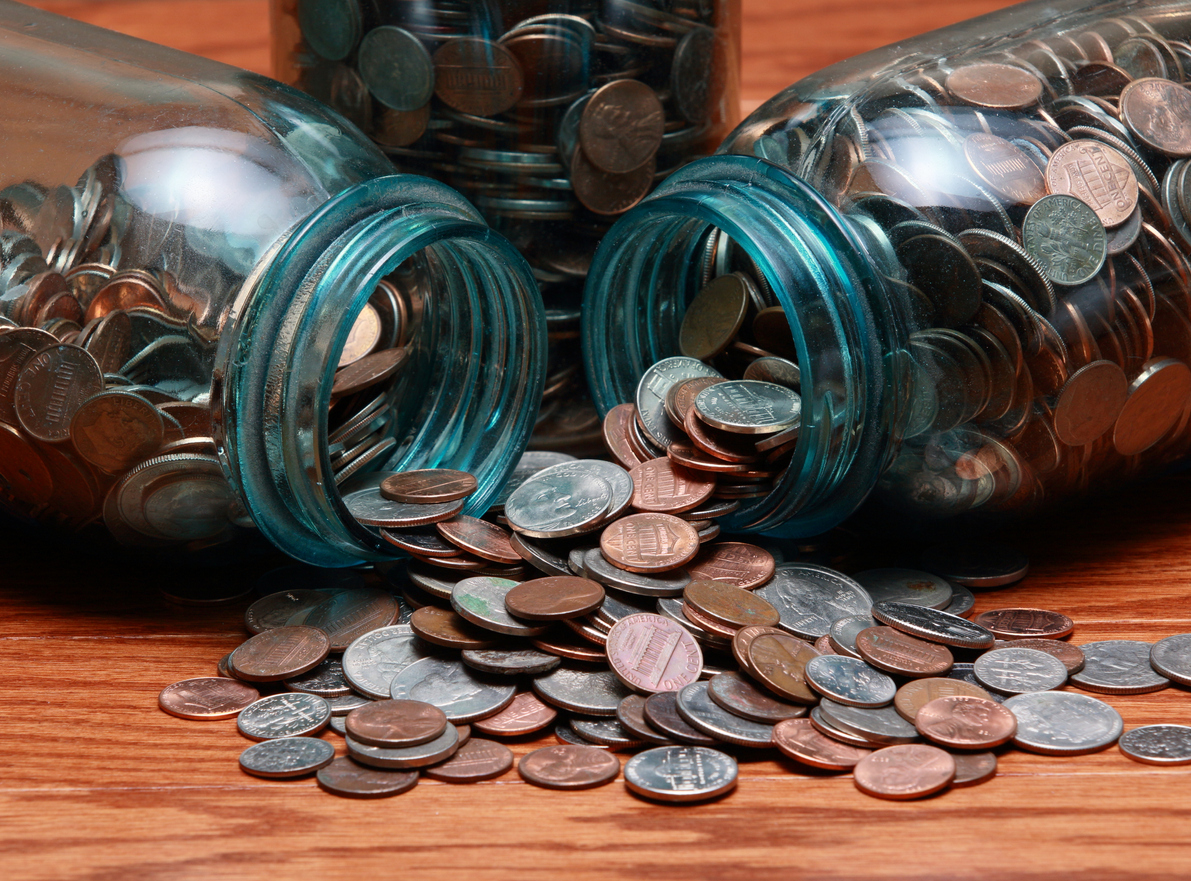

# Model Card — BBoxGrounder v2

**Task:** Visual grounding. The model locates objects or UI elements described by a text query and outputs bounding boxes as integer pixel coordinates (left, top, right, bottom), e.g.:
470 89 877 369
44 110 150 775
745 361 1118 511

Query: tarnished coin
975 608 1074 640
389 657 515 723
679 273 750 361
642 691 718 746
504 576 605 621
229 626 331 682
342 625 429 699
606 613 703 695
331 347 408 397
684 581 779 630
600 513 700 573
871 602 995 649
693 381 801 435
817 699 919 745
755 565 872 640
852 569 952 610
853 744 955 800
245 590 327 635
894 677 992 723
947 62 1043 109
1053 360 1129 447
326 692 371 717
1150 633 1191 686
437 516 520 565
423 737 515 782
676 681 774 748
432 37 522 117
357 26 434 111
239 737 335 779
451 576 548 637
583 547 690 597
570 718 646 750
920 541 1029 588
579 79 664 174
1005 691 1123 755
805 655 895 708
14 343 102 442
773 717 871 770
1119 725 1191 766
533 667 633 717
316 756 418 799
951 751 998 788
461 647 560 676
636 356 724 449
410 606 499 650
974 647 1069 694
294 588 399 651
996 638 1085 674
158 677 259 720
347 724 460 769
1113 358 1191 456
236 693 331 741
69 389 163 473
518 744 620 790
504 467 613 538
344 488 464 528
1120 77 1191 157
746 632 820 704
616 694 676 745
472 692 557 737
856 626 954 678
1069 640 1170 695
629 457 715 514
706 672 807 723
1045 139 1139 228
571 146 655 216
344 699 448 748
685 542 776 590
914 695 1017 749
946 584 977 619
623 746 737 803
285 658 351 697
1022 194 1106 286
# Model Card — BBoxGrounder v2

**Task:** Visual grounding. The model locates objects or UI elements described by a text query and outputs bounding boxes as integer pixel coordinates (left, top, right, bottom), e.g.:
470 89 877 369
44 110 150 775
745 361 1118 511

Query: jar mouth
216 175 545 566
583 154 897 537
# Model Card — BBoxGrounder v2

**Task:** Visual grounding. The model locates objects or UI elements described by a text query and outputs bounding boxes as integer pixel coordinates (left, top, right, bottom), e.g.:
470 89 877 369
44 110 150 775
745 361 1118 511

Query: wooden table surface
6 1 1191 879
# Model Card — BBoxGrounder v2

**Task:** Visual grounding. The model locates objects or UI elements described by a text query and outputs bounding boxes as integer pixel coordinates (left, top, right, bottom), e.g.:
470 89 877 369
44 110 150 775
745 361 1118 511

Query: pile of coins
272 0 736 452
159 455 1191 802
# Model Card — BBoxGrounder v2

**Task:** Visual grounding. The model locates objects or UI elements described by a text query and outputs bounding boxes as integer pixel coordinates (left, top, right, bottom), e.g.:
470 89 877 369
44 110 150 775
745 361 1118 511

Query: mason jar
272 0 740 453
584 0 1191 538
0 1 546 566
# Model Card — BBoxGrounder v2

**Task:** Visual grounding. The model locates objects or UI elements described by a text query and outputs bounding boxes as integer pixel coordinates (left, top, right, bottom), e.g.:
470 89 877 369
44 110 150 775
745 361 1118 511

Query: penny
616 694 676 745
600 512 700 573
316 756 418 799
285 658 352 697
389 657 516 723
229 626 331 682
951 751 998 788
436 516 521 565
896 233 982 327
679 274 750 361
245 590 327 635
579 79 664 174
236 693 331 741
974 608 1075 640
642 691 718 746
871 601 995 649
1120 77 1191 157
518 744 620 790
603 403 647 470
158 677 260 720
964 133 1046 205
706 672 806 724
461 647 560 677
804 655 896 708
853 744 956 800
693 380 801 435
432 38 522 118
423 737 515 782
746 632 820 704
852 569 952 610
530 629 607 664
533 667 631 717
675 681 775 748
1069 640 1170 695
410 605 500 650
914 695 1017 749
629 458 715 514
1113 358 1191 456
356 25 433 112
684 581 779 630
1052 360 1129 446
623 746 738 803
1149 633 1191 686
15 344 103 442
893 677 992 723
947 62 1043 109
331 346 408 397
344 699 448 748
1045 139 1139 228
69 389 163 473
685 542 776 590
755 564 872 640
472 692 557 737
1022 194 1107 286
347 724 460 769
995 638 1085 674
920 541 1029 588
571 146 655 217
605 613 703 695
380 469 477 504
855 626 954 678
294 588 399 652
1119 725 1191 766
504 575 605 621
504 468 613 539
974 647 1069 695
773 717 872 770
1004 691 1123 755
450 576 547 638
239 737 335 779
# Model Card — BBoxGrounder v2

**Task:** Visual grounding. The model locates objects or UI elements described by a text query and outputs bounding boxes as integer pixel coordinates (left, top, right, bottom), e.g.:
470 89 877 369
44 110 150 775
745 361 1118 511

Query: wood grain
4 1 1191 879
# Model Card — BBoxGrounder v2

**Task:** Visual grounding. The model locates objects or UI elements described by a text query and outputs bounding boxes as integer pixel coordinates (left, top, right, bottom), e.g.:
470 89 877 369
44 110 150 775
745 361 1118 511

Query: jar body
272 0 740 452
0 2 546 566
585 0 1191 536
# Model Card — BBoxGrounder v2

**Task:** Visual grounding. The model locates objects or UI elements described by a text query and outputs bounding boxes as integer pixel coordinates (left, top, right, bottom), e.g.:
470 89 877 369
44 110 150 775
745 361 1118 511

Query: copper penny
684 580 780 629
245 589 327 634
1045 139 1138 228
345 699 448 748
316 756 419 799
602 403 647 470
432 37 522 117
668 440 757 473
423 737 514 782
683 407 762 464
707 672 807 724
686 542 775 590
436 515 520 565
70 389 163 473
472 692 558 737
964 133 1046 206
381 468 478 504
994 638 1085 674
518 744 621 790
974 608 1075 640
606 612 703 694
732 624 790 674
641 691 718 746
295 588 400 651
599 512 700 573
409 606 500 649
579 79 664 174
504 576 605 621
158 677 260 720
680 603 740 640
893 677 993 723
15 343 103 442
571 146 654 216
629 457 715 514
229 625 331 682
814 634 837 655
666 377 727 426
1120 77 1191 157
952 751 998 787
331 346 408 397
1053 360 1128 446
946 62 1043 109
616 694 675 744
853 744 956 800
773 717 872 770
856 626 954 678
914 695 1017 749
679 274 750 361
530 629 608 664
747 633 820 704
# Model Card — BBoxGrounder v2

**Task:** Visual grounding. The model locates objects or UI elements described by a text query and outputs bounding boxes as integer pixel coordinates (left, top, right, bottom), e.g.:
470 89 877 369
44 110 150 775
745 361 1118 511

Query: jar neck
215 175 546 567
583 154 908 537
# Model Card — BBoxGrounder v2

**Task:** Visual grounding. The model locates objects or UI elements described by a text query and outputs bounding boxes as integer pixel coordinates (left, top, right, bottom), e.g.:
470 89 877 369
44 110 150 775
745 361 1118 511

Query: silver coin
405 561 463 599
805 655 896 708
238 736 335 779
389 656 515 723
533 666 633 717
1150 633 1191 686
828 614 877 658
492 451 577 509
920 541 1029 588
583 547 689 596
675 681 775 748
357 26 434 112
852 568 953 609
283 658 351 697
554 720 607 748
1004 691 1123 755
872 601 995 649
450 576 547 637
570 717 647 750
693 380 801 435
504 470 613 538
347 724 460 769
1119 725 1191 765
655 596 730 649
755 565 873 640
706 672 807 724
973 647 1069 694
508 533 573 577
1069 640 1170 694
818 698 920 745
328 715 347 735
343 488 464 527
593 590 656 627
342 625 430 699
944 662 1006 702
325 692 372 716
636 356 723 449
623 746 738 803
809 705 885 748
945 583 977 618
461 647 561 676
1023 193 1107 286
236 693 332 741
291 587 398 650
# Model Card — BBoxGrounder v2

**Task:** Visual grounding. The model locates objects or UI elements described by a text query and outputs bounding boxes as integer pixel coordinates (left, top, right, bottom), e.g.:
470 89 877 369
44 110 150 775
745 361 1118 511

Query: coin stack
0 161 421 546
160 455 1191 802
273 0 736 452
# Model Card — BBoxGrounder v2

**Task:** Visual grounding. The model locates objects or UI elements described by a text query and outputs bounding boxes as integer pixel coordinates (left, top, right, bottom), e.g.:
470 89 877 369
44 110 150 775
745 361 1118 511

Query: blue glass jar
0 2 546 566
585 0 1191 537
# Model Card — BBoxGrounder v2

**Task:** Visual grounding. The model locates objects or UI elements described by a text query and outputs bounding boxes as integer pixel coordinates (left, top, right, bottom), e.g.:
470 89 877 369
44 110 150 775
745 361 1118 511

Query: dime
746 632 820 704
629 457 715 514
1069 640 1170 695
1149 633 1191 686
239 737 335 779
228 626 331 682
829 615 878 658
472 692 557 737
451 576 548 638
158 677 259 720
685 542 776 589
344 699 448 748
995 638 1085 674
606 613 703 694
1045 139 1139 227
326 693 372 716
1120 77 1191 157
236 693 331 741
871 602 995 649
773 717 871 770
583 547 690 597
973 647 1068 694
805 655 895 708
675 681 775 748
817 699 919 746
755 565 872 640
285 658 352 697
623 746 738 803
423 737 515 782
914 695 1017 749
347 724 460 769
570 718 646 750
1022 194 1106 286
533 667 632 717
852 569 952 610
1005 691 1123 755
853 744 956 800
855 626 954 678
600 512 700 573
636 357 724 449
504 576 605 621
1118 725 1191 766
390 657 516 723
518 744 620 790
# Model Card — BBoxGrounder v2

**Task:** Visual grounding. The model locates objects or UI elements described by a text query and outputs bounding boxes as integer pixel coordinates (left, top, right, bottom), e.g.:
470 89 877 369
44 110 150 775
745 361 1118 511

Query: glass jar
272 0 740 454
585 0 1191 538
0 2 546 567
